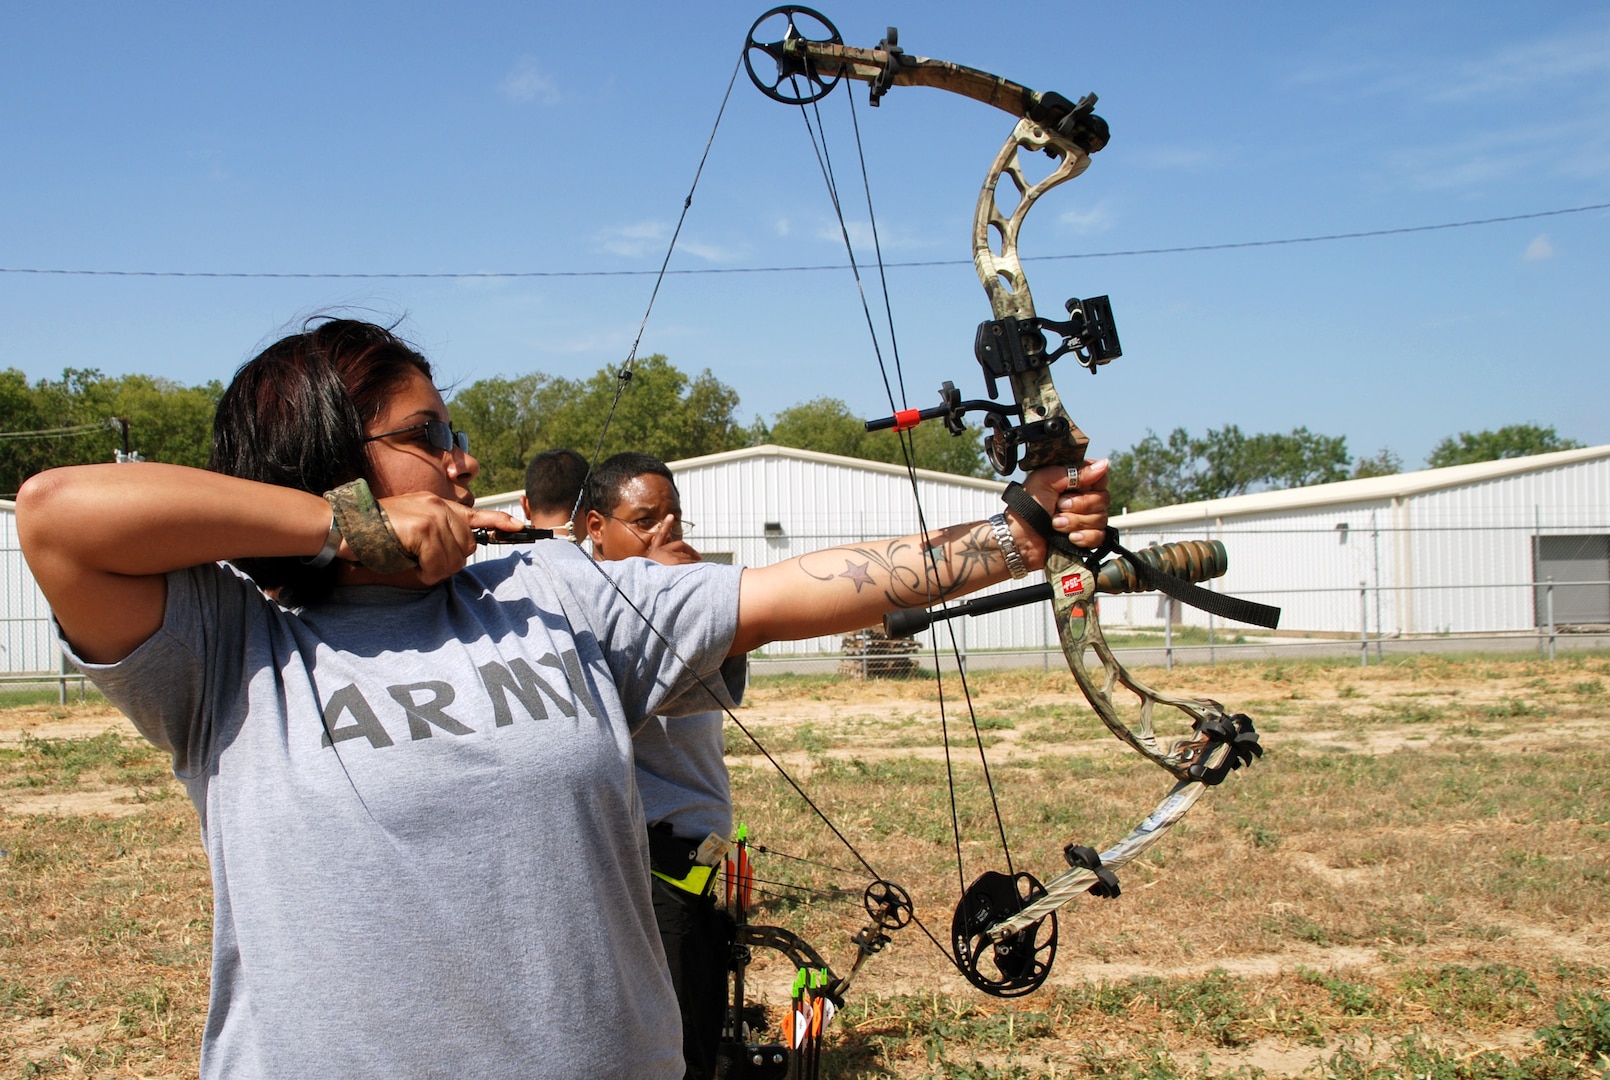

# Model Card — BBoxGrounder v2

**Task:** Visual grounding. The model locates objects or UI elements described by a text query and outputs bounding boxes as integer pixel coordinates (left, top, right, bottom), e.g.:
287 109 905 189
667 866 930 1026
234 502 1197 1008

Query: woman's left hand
1014 459 1112 568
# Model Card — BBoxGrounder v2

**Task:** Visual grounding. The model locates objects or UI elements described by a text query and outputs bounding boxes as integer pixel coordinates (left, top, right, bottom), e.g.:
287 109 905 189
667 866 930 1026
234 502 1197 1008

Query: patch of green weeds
1400 963 1538 1024
1263 910 1334 945
1299 966 1379 1015
1483 698 1545 720
1536 990 1610 1063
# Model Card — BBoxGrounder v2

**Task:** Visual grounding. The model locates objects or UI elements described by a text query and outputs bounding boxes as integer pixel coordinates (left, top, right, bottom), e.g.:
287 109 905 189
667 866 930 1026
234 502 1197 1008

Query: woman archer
15 318 1109 1080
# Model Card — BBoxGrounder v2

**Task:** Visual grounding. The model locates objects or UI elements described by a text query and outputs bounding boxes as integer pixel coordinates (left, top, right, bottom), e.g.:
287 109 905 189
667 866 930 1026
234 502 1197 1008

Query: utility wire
1 201 1603 280
0 421 112 440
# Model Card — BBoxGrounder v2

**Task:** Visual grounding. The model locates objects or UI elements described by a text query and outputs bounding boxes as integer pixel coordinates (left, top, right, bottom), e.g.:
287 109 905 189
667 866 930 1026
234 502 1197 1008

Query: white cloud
1288 21 1610 104
677 240 744 263
591 222 739 262
1523 234 1556 261
1429 27 1610 103
501 57 559 105
810 219 931 253
1057 199 1117 235
593 221 668 258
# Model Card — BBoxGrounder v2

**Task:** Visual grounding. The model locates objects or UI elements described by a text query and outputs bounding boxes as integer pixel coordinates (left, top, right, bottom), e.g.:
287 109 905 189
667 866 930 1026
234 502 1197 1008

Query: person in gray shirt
586 451 735 1080
14 318 1111 1080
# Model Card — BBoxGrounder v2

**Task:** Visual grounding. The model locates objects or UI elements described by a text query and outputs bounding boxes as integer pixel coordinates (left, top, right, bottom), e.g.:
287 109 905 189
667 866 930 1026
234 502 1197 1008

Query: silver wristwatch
988 513 1029 580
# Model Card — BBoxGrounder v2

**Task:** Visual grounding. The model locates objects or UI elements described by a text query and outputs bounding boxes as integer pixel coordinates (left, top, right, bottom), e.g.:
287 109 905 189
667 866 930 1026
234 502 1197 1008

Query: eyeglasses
607 514 695 537
364 420 470 455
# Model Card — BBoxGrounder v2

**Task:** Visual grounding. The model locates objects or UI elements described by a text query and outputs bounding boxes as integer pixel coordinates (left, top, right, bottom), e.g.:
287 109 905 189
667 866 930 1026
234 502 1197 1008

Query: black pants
651 875 736 1080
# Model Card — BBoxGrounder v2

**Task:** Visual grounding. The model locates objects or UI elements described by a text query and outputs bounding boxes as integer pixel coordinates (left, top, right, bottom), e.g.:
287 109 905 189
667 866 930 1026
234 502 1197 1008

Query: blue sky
3 1 1606 469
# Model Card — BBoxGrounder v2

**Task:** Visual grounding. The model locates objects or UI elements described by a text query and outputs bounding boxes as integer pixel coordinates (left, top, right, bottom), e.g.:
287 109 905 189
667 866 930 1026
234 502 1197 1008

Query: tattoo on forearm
800 523 1001 608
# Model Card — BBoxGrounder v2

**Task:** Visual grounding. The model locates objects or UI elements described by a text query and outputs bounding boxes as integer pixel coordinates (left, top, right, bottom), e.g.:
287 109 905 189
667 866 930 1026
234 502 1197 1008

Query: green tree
1425 424 1582 469
2 368 220 498
1352 448 1402 479
764 397 989 478
1107 427 1196 513
448 373 562 497
82 373 223 467
1108 424 1353 512
448 355 748 495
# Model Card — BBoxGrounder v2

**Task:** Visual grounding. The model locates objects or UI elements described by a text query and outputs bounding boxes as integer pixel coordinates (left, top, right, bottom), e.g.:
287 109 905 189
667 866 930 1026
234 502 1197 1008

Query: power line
0 201 1604 281
0 421 113 441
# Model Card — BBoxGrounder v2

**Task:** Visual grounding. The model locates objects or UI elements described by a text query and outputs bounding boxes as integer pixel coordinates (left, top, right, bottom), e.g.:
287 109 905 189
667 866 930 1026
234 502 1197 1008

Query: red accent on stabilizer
892 409 922 432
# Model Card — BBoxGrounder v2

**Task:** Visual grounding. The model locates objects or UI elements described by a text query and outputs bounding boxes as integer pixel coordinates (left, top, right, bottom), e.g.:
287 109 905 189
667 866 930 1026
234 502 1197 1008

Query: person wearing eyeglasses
585 451 733 1080
14 317 1110 1080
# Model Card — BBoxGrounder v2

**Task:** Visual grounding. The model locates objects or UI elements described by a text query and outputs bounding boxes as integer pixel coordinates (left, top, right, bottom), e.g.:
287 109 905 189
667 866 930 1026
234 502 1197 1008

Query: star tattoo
953 532 994 578
838 560 876 592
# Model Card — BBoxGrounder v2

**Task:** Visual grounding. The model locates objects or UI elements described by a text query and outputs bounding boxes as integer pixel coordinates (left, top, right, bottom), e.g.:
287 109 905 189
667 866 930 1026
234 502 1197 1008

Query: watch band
988 513 1029 580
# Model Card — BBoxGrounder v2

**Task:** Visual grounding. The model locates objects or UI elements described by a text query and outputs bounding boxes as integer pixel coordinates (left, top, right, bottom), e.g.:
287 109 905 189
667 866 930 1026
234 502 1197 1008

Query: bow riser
974 121 1094 471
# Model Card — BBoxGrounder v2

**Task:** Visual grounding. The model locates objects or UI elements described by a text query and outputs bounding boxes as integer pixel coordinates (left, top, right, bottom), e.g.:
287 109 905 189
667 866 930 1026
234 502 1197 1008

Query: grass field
3 653 1609 1078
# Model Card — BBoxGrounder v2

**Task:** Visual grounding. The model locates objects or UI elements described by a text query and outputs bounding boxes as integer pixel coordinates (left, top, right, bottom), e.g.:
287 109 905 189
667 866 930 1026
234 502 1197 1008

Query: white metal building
1111 445 1610 637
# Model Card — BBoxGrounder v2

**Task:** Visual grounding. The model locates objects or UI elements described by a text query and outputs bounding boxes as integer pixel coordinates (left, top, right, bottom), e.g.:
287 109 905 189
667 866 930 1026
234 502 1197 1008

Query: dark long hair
209 318 432 606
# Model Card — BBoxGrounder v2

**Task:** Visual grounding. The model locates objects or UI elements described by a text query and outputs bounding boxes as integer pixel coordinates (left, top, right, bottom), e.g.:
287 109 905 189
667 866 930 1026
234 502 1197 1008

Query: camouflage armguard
323 479 417 575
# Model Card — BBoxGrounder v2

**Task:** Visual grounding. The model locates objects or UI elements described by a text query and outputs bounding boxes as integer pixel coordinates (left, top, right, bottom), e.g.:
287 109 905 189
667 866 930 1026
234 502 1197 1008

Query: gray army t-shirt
63 542 743 1080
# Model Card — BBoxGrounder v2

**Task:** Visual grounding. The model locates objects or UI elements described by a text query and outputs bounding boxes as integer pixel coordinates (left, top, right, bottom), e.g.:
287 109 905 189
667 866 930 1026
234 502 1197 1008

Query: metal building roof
1114 444 1610 527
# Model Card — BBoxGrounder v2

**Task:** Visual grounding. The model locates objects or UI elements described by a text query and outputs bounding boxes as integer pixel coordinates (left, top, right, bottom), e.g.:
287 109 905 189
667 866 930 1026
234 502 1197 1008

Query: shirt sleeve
57 563 255 777
544 550 744 726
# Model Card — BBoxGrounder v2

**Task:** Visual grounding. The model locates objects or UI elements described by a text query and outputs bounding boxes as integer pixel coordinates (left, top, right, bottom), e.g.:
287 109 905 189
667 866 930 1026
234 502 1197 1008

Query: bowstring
796 79 1019 903
572 50 742 525
843 87 1019 883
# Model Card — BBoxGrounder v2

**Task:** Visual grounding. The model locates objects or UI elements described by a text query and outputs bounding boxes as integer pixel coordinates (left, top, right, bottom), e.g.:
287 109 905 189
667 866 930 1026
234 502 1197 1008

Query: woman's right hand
364 493 526 584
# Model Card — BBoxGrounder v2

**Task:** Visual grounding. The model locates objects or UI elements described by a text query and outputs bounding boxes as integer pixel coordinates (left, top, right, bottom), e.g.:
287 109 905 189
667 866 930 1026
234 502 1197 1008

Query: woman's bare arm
731 460 1110 655
15 463 521 665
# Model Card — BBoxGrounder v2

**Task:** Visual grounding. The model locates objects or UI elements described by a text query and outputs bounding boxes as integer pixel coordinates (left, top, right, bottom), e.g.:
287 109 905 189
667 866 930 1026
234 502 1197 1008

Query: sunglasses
364 420 470 455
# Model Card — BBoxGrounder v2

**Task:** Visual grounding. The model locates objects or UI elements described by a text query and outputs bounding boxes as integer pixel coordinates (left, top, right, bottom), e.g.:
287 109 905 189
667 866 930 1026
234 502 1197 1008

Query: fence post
1546 577 1556 662
1359 581 1369 667
1164 597 1175 672
1042 604 1050 673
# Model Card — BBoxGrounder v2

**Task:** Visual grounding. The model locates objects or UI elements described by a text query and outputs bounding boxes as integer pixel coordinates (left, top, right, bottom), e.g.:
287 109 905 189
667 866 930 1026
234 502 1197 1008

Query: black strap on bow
1001 481 1282 630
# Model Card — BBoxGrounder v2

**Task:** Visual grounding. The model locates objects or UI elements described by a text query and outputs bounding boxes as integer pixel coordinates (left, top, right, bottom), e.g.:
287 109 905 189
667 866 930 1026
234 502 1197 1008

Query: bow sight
867 295 1123 476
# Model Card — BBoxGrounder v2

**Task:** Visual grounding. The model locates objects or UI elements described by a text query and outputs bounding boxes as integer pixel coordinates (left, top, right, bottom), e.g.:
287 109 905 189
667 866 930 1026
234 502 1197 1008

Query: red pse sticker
1060 573 1085 597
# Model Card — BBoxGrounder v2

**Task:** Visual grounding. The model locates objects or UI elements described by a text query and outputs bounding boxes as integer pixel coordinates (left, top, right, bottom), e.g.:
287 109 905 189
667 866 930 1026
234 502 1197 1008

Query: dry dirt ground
3 652 1609 1077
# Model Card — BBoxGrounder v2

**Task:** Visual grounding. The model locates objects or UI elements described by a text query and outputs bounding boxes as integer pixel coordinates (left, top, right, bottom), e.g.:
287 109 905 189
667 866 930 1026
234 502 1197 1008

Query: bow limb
755 15 1109 153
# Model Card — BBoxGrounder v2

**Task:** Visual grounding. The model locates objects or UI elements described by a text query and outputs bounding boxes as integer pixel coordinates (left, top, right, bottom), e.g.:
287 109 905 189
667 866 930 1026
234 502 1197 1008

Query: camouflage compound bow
739 4 1282 1008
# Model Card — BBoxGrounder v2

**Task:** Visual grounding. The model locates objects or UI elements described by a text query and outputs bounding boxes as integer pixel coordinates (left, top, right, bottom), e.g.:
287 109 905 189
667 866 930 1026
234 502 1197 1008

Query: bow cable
570 51 744 528
566 46 965 975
